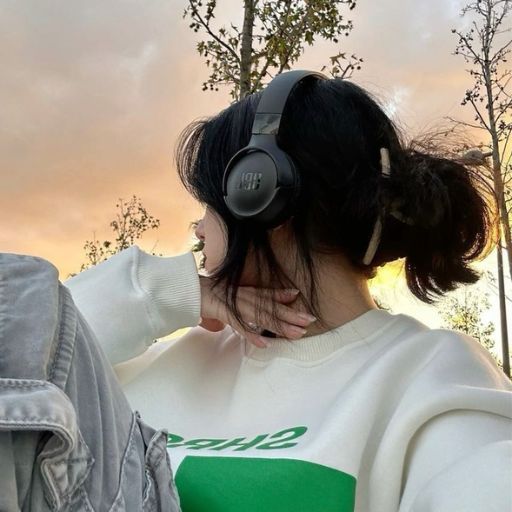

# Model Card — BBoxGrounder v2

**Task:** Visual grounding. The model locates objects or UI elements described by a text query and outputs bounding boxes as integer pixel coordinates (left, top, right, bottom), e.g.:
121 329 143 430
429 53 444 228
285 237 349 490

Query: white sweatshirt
65 245 512 512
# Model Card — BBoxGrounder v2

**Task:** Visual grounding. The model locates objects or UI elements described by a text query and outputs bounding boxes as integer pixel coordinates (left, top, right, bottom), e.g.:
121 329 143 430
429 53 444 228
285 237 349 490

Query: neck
287 252 379 337
242 239 379 338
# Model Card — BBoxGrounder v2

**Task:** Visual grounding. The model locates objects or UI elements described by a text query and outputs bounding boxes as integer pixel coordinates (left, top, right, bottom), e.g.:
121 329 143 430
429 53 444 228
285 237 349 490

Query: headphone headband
251 70 327 136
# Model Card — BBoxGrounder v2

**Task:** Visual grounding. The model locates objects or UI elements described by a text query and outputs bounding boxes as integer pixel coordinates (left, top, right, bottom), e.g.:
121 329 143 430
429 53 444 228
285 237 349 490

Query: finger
246 333 270 349
268 288 300 301
273 302 317 328
236 287 312 323
273 293 301 304
202 286 280 345
235 297 311 341
237 286 300 302
233 326 269 348
237 293 316 329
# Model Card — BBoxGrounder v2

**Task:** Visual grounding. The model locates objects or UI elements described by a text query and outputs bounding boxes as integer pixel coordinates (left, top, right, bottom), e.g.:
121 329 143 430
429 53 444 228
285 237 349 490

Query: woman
65 71 511 511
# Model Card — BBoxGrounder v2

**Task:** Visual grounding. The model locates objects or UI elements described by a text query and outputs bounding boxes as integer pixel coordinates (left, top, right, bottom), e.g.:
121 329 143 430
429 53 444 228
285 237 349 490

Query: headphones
222 70 328 230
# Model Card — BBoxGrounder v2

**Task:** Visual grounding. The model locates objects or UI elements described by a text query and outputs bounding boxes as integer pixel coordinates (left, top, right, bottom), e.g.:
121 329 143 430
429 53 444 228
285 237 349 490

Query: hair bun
394 150 452 229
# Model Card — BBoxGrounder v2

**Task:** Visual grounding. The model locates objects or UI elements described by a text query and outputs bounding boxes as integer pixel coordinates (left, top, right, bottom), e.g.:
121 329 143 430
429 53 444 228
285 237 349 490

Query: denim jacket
0 252 182 511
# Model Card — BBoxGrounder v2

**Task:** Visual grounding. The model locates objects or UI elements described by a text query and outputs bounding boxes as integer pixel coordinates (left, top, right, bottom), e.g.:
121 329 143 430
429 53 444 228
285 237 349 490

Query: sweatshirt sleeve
400 409 512 512
63 245 201 366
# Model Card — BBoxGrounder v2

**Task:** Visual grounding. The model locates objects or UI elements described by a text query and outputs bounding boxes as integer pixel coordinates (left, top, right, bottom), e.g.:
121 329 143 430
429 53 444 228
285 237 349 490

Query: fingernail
288 289 300 295
298 313 317 323
289 326 308 337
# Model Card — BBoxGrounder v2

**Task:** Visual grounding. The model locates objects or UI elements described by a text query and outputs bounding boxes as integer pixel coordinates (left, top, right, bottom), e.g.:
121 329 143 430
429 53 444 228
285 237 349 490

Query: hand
198 276 317 348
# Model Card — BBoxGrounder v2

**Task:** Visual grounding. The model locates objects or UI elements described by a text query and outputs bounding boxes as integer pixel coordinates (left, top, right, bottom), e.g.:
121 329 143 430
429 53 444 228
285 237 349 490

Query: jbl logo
238 172 262 191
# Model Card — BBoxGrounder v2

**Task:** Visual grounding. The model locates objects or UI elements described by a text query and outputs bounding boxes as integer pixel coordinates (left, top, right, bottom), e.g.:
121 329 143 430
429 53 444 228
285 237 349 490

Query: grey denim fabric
0 253 182 511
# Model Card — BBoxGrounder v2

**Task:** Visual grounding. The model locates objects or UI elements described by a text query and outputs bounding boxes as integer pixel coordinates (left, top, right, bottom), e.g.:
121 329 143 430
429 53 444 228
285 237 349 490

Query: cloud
382 86 412 120
0 0 492 280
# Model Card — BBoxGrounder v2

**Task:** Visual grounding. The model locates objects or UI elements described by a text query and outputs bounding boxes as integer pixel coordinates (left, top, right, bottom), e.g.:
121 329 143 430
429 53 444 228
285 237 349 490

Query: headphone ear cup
223 149 278 220
223 146 300 229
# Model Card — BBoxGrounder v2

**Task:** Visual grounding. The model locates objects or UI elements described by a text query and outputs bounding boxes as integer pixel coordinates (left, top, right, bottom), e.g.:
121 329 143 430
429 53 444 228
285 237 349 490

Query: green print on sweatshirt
174 456 356 512
167 426 308 451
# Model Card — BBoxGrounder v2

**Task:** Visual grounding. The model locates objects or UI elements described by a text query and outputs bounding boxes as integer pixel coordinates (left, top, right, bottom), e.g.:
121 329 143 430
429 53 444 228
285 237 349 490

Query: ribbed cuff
136 249 201 340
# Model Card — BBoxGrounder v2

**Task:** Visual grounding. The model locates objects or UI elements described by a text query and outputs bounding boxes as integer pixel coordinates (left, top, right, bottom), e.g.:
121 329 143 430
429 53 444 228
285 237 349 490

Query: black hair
175 77 499 335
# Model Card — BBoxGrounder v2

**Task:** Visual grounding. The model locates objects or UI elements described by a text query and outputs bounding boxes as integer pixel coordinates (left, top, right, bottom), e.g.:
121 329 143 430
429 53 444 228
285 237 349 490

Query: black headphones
222 70 327 230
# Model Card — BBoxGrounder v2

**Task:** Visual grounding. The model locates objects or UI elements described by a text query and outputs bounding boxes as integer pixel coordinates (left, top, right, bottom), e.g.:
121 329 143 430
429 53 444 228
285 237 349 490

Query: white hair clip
362 148 415 266
362 149 389 266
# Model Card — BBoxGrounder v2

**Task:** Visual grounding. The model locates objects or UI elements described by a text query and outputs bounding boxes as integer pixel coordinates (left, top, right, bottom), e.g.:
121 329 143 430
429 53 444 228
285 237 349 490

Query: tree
439 284 504 370
450 0 512 278
70 195 161 276
183 0 363 100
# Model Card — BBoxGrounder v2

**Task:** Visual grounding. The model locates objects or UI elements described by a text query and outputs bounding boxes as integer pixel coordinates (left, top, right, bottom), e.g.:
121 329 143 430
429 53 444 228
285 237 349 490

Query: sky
1 0 510 358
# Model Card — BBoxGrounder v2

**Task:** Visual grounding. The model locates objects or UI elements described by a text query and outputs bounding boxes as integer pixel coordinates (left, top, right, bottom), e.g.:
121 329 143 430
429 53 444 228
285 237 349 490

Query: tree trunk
239 0 256 99
480 0 511 278
489 125 512 279
498 182 512 279
497 244 510 377
481 1 510 373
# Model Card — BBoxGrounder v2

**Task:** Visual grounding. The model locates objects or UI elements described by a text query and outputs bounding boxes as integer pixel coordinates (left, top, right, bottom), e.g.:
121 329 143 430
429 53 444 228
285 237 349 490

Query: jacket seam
109 411 139 510
48 287 78 390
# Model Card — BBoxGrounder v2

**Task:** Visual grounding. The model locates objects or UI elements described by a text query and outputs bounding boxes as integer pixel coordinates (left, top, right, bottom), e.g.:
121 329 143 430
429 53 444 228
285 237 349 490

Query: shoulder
379 321 512 431
367 312 512 429
412 325 507 387
380 311 506 385
114 324 240 386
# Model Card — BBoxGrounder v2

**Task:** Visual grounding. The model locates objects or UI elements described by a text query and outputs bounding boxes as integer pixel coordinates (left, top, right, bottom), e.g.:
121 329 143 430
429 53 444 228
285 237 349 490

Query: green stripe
175 456 356 512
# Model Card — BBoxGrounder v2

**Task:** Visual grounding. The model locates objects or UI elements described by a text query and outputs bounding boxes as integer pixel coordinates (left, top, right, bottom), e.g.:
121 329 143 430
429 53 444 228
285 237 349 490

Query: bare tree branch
468 96 492 130
446 116 486 131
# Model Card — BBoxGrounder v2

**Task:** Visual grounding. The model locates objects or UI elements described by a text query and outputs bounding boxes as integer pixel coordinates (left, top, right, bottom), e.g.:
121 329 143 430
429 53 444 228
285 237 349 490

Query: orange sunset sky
1 0 510 352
